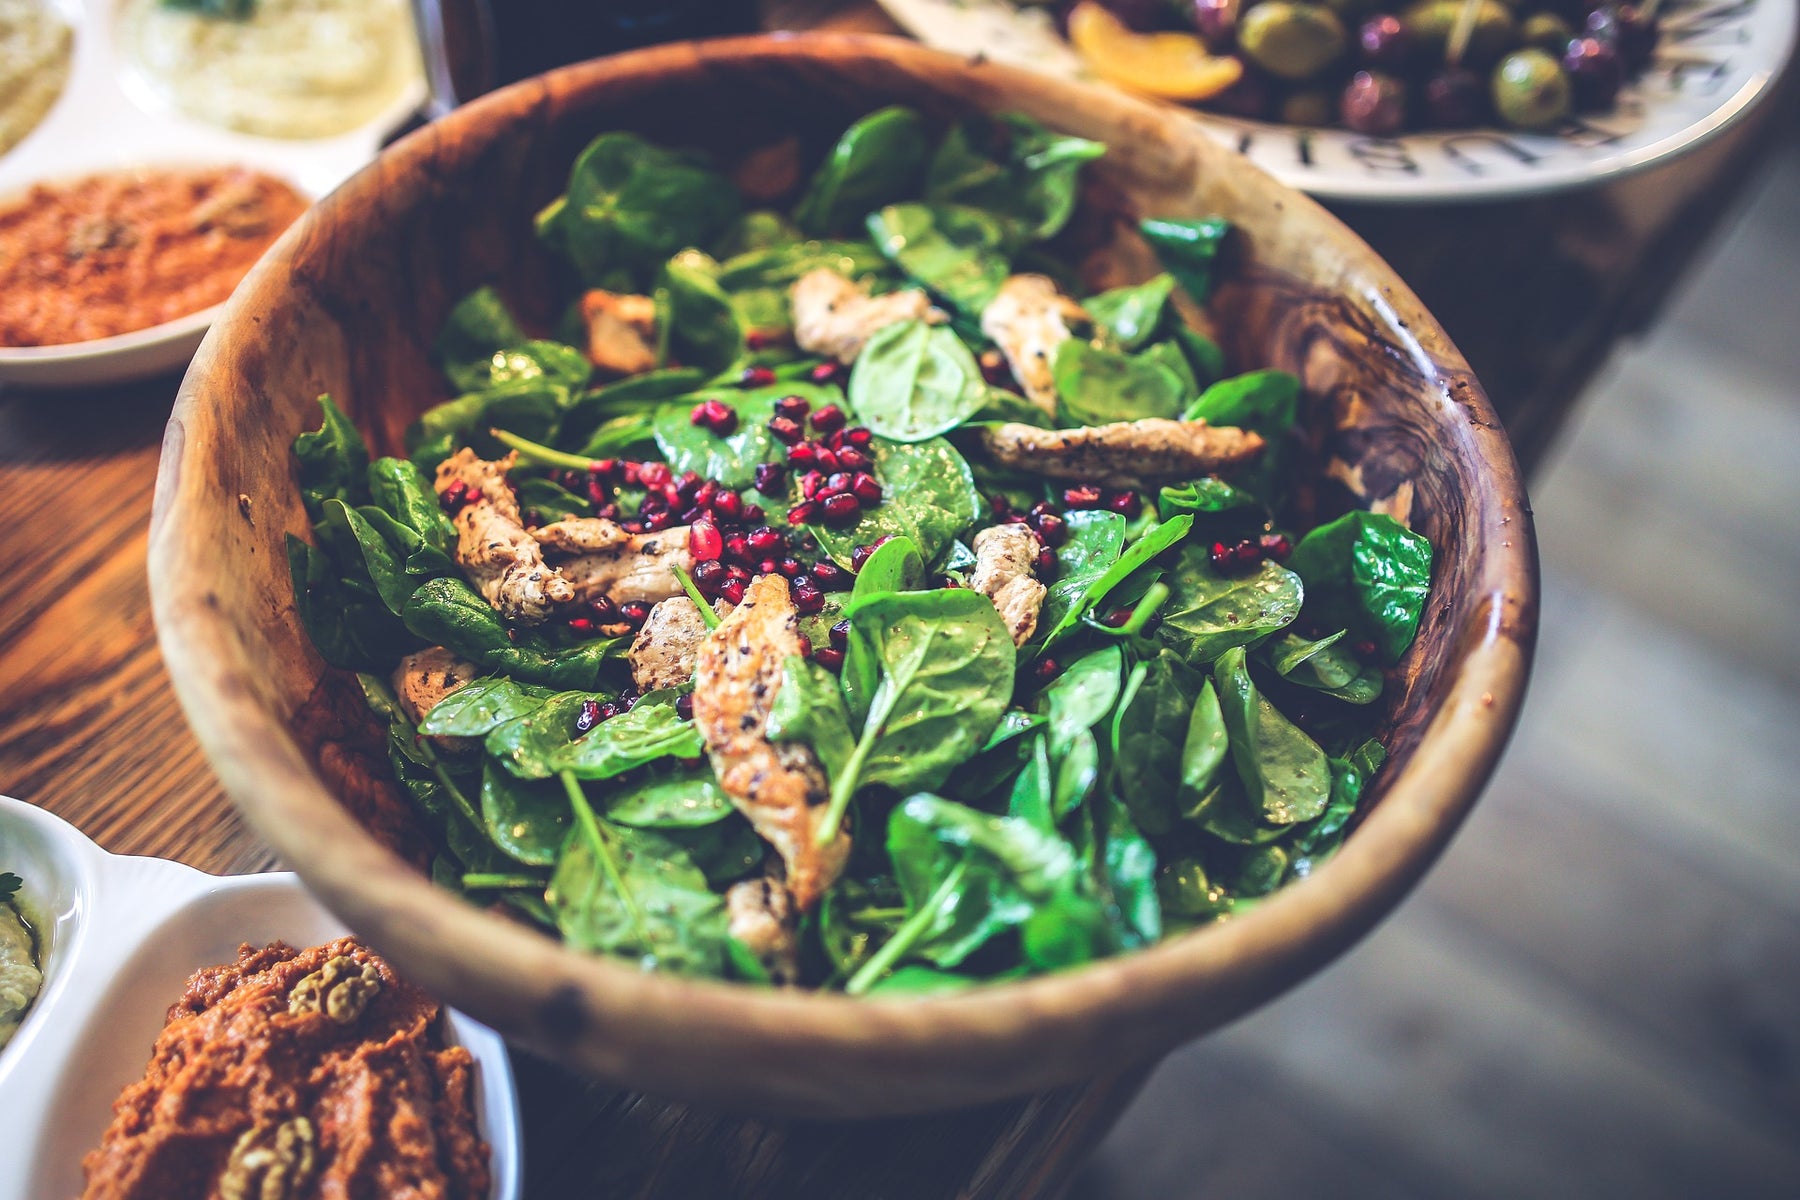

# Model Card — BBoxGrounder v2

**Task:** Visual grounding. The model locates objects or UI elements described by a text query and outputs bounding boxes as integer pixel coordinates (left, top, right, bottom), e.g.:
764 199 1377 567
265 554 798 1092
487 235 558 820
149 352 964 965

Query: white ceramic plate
0 795 521 1200
0 0 427 387
878 0 1797 202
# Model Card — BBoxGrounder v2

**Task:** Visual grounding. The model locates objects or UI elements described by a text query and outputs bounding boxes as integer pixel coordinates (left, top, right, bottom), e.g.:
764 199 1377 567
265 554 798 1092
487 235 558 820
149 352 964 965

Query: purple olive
1357 14 1413 71
1339 70 1408 135
1191 0 1241 49
1562 35 1624 109
1422 64 1486 127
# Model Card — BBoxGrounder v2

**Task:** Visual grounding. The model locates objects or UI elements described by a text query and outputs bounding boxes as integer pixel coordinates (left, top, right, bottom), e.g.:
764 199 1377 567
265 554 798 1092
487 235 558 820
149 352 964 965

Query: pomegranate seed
1261 533 1291 560
850 474 883 505
595 503 620 521
1062 485 1104 509
745 330 770 352
725 564 753 585
812 647 846 671
792 577 826 613
1101 608 1133 628
679 506 705 525
640 492 666 513
850 538 890 572
619 601 651 626
587 479 610 505
643 509 676 532
576 698 602 732
753 463 786 495
1031 512 1067 546
590 597 620 622
740 365 776 388
675 693 695 720
1035 547 1057 577
823 471 853 496
440 480 471 512
813 447 840 474
768 415 805 445
778 557 803 578
811 404 847 434
1234 539 1262 565
621 520 646 534
741 503 765 523
691 400 736 433
720 578 747 604
1108 490 1143 517
843 427 874 448
619 461 642 485
812 560 850 591
1353 639 1380 661
1031 657 1062 686
676 471 703 500
787 443 818 468
693 559 726 588
835 446 873 473
829 618 851 649
795 638 812 658
774 394 811 421
1209 542 1233 570
724 533 751 564
693 479 718 507
591 458 618 478
821 493 861 525
787 500 821 525
746 525 783 555
618 690 640 712
568 616 595 635
808 361 845 385
689 520 723 562
801 470 826 500
758 557 780 576
637 462 671 490
711 490 744 521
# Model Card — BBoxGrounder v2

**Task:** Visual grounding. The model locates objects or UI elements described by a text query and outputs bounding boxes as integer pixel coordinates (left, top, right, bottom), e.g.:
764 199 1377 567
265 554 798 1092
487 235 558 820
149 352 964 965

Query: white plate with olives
878 0 1797 202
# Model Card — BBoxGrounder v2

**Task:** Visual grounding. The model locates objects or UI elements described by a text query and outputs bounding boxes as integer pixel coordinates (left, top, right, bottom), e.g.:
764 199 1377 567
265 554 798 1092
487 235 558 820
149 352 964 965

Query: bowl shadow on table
147 33 1536 1117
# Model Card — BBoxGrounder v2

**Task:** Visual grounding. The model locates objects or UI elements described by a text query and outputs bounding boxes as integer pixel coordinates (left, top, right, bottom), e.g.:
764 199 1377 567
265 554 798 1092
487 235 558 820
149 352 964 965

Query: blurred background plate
878 0 1797 201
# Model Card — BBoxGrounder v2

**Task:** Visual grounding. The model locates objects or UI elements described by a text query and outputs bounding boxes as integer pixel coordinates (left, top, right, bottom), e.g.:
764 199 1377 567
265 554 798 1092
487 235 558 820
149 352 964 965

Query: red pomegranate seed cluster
438 480 473 514
767 395 881 529
1208 533 1292 574
689 398 738 435
1061 484 1143 518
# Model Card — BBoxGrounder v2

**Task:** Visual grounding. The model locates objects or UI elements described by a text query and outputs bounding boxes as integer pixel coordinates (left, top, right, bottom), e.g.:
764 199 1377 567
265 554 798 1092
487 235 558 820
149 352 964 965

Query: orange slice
1067 2 1245 102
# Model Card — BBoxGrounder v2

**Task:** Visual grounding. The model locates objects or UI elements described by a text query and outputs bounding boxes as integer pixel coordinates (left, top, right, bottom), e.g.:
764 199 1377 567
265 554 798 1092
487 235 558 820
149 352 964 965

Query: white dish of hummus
0 873 43 1052
0 795 522 1200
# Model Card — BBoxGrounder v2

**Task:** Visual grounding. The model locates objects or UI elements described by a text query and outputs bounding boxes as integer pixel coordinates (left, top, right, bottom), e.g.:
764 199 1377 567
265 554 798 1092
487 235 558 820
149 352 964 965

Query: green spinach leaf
1156 549 1303 666
848 318 986 442
925 112 1103 243
794 106 932 236
1263 630 1383 704
603 763 735 828
367 457 455 558
1037 515 1192 649
479 761 569 868
1213 646 1330 825
1285 511 1433 663
295 395 368 517
433 287 526 393
807 436 980 570
1182 369 1300 437
657 250 744 374
766 655 857 781
1053 340 1187 425
1084 274 1175 351
1140 216 1231 303
868 203 1012 315
418 676 550 738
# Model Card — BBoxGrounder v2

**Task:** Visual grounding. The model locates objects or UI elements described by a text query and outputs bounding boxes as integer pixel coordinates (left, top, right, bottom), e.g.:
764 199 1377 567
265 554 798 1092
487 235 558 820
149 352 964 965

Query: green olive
1520 11 1574 51
1238 2 1348 81
1492 48 1572 129
1403 0 1518 64
1280 89 1335 125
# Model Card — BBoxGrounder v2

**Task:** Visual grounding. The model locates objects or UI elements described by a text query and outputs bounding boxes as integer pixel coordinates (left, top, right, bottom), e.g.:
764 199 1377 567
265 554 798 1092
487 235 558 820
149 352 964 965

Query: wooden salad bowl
148 33 1537 1117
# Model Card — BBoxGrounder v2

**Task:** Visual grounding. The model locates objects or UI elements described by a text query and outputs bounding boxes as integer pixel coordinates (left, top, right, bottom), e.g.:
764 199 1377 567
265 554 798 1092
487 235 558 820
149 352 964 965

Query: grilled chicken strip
981 274 1089 416
981 418 1265 489
691 574 851 911
971 525 1047 647
532 518 691 607
435 448 575 625
391 647 481 755
791 267 936 364
580 289 658 376
628 595 730 693
725 871 801 986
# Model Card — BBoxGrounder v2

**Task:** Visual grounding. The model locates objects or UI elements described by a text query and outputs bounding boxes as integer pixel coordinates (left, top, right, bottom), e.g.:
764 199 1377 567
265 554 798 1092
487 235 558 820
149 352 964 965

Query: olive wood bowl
148 33 1537 1118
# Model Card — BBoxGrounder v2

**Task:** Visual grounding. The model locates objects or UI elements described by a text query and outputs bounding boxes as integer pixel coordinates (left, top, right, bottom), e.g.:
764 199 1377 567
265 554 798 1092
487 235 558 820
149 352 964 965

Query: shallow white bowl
0 0 426 388
0 795 520 1200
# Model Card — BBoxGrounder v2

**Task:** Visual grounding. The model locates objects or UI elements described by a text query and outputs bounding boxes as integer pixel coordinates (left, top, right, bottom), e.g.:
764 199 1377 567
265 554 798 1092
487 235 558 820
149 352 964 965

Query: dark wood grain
0 5 1789 1199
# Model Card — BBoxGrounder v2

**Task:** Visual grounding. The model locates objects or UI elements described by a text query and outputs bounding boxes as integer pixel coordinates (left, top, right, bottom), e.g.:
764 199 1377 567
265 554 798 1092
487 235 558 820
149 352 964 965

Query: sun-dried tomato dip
80 936 490 1200
0 166 306 347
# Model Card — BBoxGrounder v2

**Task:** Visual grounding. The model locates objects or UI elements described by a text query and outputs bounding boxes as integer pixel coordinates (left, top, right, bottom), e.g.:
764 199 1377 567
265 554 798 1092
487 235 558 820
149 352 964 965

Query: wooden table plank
0 4 1792 1196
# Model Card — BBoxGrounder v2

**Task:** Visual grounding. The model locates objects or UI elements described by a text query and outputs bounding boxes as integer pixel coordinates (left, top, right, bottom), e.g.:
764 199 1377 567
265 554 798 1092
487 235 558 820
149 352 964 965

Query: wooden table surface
0 3 1791 1196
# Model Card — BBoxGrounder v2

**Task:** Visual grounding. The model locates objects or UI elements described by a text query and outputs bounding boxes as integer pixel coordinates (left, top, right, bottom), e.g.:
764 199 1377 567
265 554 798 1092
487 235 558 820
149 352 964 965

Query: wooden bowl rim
150 32 1537 1110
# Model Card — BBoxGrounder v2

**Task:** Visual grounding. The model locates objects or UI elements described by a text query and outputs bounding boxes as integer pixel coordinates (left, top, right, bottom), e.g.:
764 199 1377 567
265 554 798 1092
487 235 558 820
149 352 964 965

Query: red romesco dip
0 166 306 347
80 937 490 1200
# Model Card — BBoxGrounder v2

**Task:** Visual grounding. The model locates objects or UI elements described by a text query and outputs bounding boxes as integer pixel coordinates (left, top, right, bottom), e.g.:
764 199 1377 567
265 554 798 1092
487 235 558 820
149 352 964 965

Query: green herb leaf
1155 547 1303 666
767 655 858 781
602 763 735 828
294 395 368 517
848 318 987 442
1052 339 1188 425
795 106 932 237
1213 646 1331 825
1263 630 1383 704
1037 515 1192 649
867 203 1012 315
1286 511 1433 663
925 112 1104 243
1084 274 1176 351
1140 216 1231 304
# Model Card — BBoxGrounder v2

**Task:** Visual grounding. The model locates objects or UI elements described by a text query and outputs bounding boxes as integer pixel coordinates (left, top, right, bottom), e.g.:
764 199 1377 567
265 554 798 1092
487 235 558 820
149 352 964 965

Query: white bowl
0 0 427 387
0 795 520 1200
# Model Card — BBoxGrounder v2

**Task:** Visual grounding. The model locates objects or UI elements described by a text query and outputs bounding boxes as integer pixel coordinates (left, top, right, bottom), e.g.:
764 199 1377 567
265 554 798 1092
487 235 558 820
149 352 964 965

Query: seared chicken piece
532 518 692 607
981 274 1089 416
726 872 801 986
980 418 1265 489
970 525 1047 647
691 575 851 911
628 595 730 693
579 289 658 376
391 647 481 755
435 448 575 625
791 268 935 364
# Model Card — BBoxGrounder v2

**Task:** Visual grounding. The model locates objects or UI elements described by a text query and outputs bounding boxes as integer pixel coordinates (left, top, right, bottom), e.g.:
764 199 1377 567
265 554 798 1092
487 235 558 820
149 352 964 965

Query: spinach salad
287 107 1433 995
